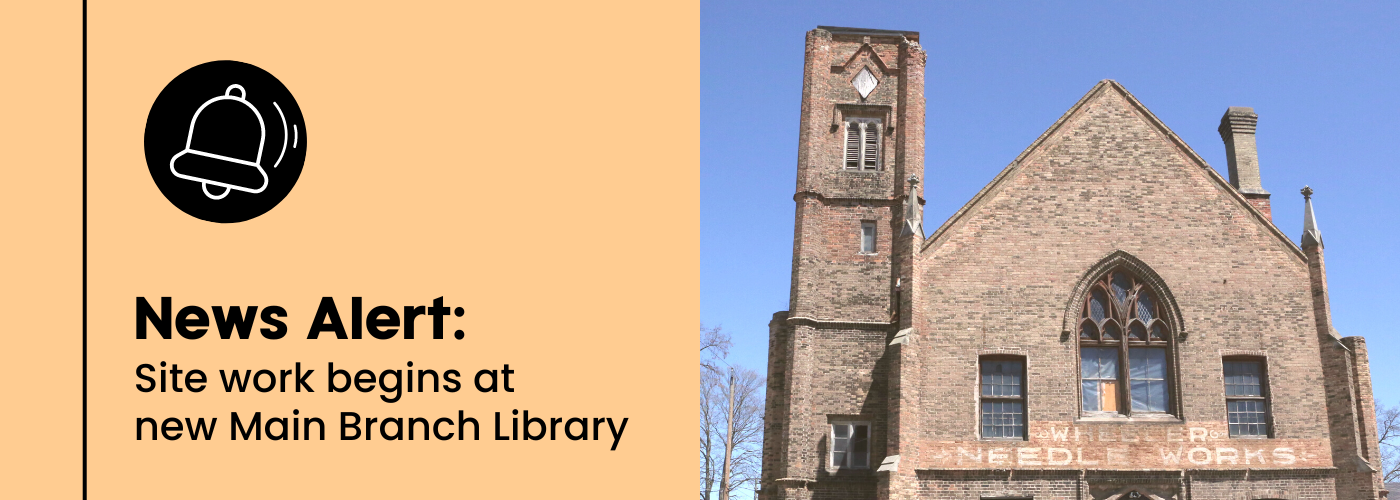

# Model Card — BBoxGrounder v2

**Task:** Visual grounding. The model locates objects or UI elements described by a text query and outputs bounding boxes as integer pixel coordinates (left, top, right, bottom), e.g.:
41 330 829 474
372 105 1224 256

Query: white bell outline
169 84 270 200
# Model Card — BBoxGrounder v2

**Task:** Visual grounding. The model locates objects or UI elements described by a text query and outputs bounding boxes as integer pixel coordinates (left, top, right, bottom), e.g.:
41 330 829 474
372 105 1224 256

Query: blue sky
701 1 1400 407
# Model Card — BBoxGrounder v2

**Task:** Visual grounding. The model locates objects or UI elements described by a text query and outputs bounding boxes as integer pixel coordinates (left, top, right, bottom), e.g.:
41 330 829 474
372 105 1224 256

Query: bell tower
761 26 925 500
786 26 925 323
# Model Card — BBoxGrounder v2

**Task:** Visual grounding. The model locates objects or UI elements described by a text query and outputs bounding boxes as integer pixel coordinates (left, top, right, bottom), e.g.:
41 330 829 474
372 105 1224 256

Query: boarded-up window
1081 347 1119 412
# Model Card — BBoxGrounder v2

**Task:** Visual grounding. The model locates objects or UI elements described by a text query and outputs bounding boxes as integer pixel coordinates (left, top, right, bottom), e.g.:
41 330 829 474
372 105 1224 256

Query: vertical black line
82 0 89 498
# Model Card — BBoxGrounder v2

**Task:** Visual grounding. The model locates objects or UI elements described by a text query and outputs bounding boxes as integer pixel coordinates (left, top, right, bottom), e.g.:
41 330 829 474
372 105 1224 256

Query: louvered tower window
844 118 881 170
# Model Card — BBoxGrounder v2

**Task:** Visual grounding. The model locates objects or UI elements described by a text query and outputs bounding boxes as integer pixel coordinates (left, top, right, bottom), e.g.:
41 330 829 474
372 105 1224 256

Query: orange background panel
6 1 696 497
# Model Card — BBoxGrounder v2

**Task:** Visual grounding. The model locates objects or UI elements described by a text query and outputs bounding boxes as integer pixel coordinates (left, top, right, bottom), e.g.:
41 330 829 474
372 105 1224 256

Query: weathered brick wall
1187 469 1335 499
790 197 896 322
915 469 1337 499
1307 241 1384 499
764 312 792 497
1245 196 1272 219
1343 336 1385 497
787 325 890 476
912 82 1333 472
788 28 922 323
794 31 904 200
760 322 892 500
765 28 925 500
812 476 880 500
916 470 1082 499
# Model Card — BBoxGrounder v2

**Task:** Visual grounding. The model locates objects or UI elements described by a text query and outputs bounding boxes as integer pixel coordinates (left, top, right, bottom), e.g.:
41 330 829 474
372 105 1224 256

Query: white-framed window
844 118 881 170
860 221 876 254
830 422 870 468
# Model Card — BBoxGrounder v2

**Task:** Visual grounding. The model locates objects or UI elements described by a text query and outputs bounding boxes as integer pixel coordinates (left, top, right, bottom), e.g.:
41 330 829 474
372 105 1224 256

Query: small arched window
1079 269 1173 415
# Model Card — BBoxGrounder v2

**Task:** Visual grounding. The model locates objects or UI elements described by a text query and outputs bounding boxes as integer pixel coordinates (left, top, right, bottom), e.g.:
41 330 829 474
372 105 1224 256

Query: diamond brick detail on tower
852 67 878 99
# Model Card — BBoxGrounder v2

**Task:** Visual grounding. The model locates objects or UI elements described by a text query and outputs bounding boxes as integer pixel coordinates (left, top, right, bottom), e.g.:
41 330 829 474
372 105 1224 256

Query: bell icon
169 84 270 200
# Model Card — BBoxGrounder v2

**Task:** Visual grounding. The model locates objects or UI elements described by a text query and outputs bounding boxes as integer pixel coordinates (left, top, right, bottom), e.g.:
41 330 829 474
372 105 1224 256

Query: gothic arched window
1079 269 1173 415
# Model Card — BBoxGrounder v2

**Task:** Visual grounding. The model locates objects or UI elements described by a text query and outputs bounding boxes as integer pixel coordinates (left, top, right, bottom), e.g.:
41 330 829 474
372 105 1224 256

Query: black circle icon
145 61 307 223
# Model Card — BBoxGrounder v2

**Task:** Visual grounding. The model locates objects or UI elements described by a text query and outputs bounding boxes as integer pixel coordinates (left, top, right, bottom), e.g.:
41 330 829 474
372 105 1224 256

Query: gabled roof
921 79 1305 262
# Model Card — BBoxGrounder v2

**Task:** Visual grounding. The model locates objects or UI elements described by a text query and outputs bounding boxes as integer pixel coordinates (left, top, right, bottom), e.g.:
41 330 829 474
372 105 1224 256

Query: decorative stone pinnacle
903 174 922 236
1301 185 1322 249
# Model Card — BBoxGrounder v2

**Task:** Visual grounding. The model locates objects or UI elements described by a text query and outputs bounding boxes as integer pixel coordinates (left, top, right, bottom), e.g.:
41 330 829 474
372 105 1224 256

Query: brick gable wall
913 84 1326 443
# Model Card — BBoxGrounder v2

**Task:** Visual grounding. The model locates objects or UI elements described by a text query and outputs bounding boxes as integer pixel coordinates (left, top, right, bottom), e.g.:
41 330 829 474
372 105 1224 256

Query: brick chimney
1219 107 1271 218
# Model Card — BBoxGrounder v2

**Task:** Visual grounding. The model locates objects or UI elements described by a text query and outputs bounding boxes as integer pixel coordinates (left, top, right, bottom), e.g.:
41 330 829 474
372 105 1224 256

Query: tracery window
1078 269 1173 416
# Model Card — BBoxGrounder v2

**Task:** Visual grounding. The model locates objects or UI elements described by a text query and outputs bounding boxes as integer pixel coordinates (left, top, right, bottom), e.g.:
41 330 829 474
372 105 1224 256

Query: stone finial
1302 185 1323 249
1219 107 1269 196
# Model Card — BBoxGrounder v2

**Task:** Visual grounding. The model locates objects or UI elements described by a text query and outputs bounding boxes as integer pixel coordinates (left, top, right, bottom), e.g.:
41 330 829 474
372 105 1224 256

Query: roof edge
920 80 1306 263
922 80 1116 252
817 26 919 39
1109 82 1306 261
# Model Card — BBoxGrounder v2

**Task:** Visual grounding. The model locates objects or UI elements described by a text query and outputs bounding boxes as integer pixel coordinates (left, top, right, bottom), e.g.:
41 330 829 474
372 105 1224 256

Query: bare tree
700 367 722 500
702 366 764 500
700 324 730 500
701 324 731 368
700 325 764 500
1379 401 1400 483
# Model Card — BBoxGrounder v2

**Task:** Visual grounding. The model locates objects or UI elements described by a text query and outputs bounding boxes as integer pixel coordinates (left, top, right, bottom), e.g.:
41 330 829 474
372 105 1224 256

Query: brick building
761 26 1385 500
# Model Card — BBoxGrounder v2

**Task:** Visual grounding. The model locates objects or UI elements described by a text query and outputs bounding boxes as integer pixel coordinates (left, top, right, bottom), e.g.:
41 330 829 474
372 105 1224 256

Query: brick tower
762 26 926 500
